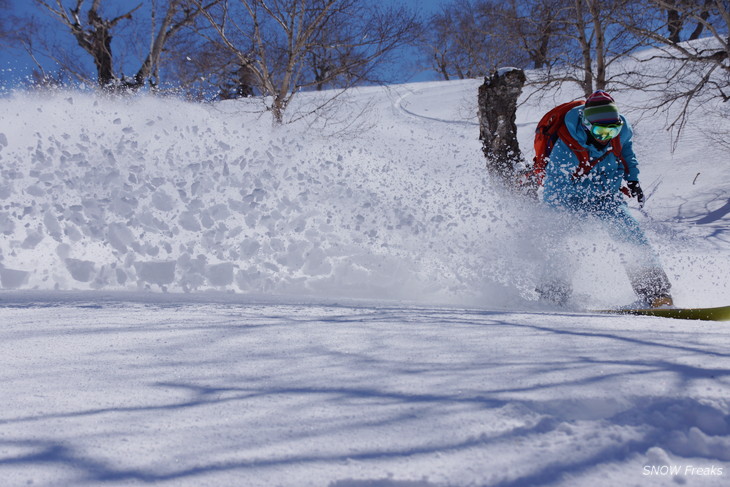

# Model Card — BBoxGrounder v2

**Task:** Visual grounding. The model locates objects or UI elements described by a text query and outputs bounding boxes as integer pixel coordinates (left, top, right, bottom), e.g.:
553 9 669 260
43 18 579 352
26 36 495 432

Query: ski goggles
582 118 623 141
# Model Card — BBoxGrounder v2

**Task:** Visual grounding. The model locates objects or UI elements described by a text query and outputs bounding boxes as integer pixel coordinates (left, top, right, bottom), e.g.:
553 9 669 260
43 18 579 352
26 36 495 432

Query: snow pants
538 196 671 304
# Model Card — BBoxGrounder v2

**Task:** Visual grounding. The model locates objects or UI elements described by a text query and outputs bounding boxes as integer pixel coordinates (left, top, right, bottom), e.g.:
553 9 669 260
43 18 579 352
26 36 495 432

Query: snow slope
1 294 729 487
0 49 729 486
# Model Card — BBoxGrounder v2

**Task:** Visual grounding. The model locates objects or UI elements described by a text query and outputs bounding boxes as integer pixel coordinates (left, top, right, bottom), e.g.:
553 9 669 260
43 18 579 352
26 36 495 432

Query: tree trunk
667 3 682 43
132 0 181 88
574 0 594 96
85 9 115 88
688 3 711 41
477 67 526 186
589 0 606 91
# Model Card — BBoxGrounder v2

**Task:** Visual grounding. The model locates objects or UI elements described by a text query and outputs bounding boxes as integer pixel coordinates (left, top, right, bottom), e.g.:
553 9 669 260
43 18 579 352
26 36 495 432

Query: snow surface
0 49 729 486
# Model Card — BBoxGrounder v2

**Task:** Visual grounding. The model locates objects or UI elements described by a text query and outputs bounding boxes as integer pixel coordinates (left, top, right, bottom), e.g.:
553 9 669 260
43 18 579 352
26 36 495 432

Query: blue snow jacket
541 106 657 251
542 106 640 211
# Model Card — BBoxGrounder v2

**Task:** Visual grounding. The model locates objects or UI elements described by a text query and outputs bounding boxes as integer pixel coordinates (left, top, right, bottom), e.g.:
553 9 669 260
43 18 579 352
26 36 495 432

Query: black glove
627 180 644 207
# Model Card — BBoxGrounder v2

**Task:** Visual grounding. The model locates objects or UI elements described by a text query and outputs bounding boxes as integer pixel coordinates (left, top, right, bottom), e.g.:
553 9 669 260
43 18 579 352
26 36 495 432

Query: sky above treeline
0 0 449 88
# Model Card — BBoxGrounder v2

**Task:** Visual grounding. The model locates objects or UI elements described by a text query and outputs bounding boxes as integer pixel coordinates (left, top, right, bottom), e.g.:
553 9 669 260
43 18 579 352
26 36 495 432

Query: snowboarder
537 90 673 308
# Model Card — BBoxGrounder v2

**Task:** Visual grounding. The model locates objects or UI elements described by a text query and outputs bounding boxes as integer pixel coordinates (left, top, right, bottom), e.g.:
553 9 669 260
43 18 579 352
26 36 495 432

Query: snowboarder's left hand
627 180 644 208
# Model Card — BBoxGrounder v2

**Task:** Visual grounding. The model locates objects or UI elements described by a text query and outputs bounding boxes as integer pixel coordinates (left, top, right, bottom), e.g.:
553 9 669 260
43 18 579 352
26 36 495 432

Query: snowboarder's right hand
627 180 644 208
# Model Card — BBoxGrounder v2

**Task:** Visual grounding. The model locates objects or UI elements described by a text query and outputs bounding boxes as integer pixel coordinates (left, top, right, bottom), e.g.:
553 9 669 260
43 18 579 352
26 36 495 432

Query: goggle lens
590 123 622 141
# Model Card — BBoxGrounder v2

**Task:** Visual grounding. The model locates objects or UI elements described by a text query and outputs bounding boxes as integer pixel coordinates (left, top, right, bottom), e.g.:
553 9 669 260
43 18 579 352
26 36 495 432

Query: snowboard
596 305 730 321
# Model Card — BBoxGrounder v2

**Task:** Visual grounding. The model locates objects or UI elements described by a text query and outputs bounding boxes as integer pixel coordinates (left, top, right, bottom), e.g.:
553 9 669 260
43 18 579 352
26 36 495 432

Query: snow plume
0 88 538 306
2 74 728 308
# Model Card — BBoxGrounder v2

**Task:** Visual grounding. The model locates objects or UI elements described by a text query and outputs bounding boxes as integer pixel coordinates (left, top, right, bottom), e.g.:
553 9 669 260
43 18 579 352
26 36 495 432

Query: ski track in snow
393 82 480 126
1 46 730 486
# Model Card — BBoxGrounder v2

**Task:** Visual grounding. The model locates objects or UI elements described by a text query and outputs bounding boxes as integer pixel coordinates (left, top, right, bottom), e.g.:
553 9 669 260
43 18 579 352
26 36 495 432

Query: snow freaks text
643 465 724 477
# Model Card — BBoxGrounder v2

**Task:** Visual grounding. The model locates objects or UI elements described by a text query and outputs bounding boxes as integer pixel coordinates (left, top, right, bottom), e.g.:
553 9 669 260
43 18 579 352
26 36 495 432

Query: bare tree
423 5 466 80
32 0 219 90
421 0 531 81
494 0 571 71
161 23 245 99
633 0 728 84
0 0 12 45
423 0 647 96
542 0 644 96
623 0 729 137
664 0 714 43
482 0 653 97
428 0 489 80
192 0 419 123
304 1 376 91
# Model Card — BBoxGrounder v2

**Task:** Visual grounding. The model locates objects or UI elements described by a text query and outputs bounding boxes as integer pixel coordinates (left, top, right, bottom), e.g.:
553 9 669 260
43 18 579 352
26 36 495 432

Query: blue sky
1 0 448 88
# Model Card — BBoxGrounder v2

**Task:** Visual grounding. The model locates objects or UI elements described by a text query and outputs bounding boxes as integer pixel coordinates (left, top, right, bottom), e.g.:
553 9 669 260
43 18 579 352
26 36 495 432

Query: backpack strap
610 136 630 176
560 125 629 180
525 100 585 187
525 101 631 189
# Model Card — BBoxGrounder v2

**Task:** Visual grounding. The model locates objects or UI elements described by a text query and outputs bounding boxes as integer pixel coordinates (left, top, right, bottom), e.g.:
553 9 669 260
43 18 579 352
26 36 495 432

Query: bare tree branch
193 0 419 123
32 0 219 90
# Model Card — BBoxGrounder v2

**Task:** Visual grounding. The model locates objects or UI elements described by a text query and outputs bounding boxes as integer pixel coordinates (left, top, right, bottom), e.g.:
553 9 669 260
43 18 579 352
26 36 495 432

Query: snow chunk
668 427 730 461
239 239 261 258
206 262 234 286
21 230 44 249
0 183 12 200
178 211 201 232
43 211 63 240
497 66 522 76
64 258 96 282
26 185 45 197
303 246 331 276
0 266 29 288
645 447 672 466
107 222 136 253
134 261 176 286
151 189 175 212
0 212 15 235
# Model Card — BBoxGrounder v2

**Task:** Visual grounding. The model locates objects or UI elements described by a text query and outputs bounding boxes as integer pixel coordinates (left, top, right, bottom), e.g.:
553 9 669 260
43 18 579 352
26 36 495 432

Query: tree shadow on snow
0 303 729 486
